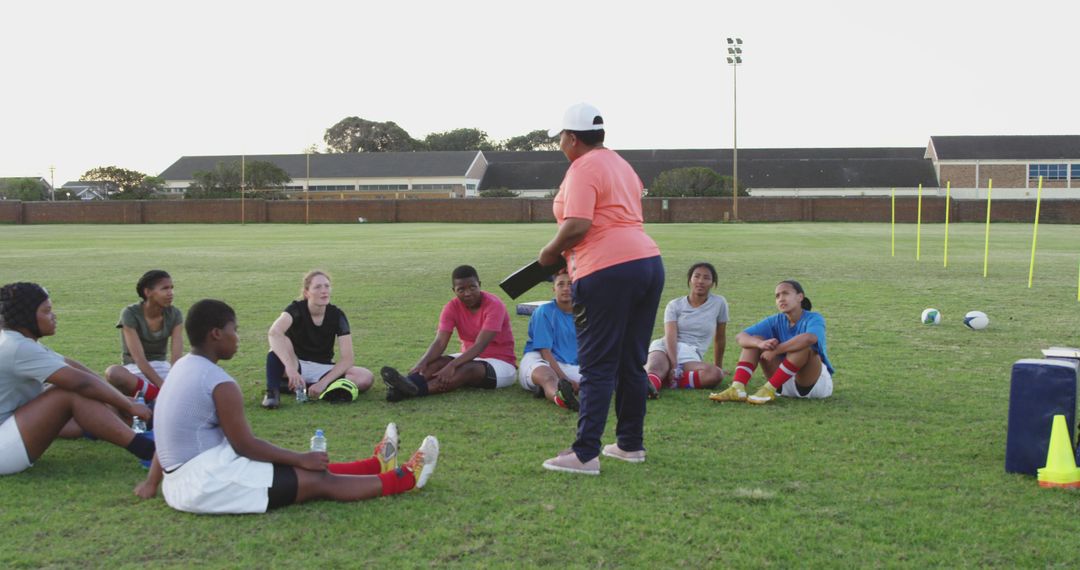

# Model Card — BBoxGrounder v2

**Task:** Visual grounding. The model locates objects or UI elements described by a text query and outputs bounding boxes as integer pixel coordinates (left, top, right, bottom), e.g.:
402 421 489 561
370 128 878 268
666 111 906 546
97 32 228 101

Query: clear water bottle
310 429 327 452
671 366 684 389
131 395 147 434
296 384 309 403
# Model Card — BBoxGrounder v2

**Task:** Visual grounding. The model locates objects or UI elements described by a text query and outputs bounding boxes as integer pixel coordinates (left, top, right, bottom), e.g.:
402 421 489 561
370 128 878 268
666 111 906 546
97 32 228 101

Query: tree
423 128 495 151
649 167 748 197
479 188 519 198
501 129 560 151
185 160 290 199
323 117 419 153
82 166 163 199
0 178 48 201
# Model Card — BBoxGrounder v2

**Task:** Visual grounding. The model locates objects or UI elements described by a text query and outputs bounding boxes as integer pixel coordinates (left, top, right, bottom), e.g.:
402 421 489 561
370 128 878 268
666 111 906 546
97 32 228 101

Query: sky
2 0 1078 187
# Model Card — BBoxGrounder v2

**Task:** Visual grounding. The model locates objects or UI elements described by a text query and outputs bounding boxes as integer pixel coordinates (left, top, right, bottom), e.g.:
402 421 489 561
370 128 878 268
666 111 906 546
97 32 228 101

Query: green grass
2 221 1080 568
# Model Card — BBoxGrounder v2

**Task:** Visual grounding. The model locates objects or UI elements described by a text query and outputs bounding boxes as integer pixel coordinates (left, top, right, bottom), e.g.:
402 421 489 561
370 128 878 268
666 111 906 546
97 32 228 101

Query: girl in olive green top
104 270 183 402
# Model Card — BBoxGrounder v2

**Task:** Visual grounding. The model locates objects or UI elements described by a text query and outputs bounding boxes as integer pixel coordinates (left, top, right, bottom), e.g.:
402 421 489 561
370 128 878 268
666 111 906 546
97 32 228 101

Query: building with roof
927 135 1080 199
158 152 486 199
60 180 115 200
157 135 1080 201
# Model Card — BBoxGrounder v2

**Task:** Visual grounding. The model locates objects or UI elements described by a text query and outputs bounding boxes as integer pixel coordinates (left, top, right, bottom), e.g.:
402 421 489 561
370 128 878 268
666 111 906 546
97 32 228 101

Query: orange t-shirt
553 148 660 280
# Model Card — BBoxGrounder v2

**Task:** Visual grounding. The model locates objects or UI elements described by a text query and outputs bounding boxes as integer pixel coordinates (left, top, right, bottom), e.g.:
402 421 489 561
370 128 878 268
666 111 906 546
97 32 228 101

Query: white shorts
0 415 32 476
449 353 517 388
298 360 336 384
162 440 274 515
648 339 703 366
123 361 172 381
518 351 582 392
778 366 834 399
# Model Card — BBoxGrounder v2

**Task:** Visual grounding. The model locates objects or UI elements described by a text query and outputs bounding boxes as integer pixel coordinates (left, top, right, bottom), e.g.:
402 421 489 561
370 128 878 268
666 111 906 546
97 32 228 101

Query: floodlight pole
305 152 310 224
726 37 743 221
241 155 246 226
49 165 55 201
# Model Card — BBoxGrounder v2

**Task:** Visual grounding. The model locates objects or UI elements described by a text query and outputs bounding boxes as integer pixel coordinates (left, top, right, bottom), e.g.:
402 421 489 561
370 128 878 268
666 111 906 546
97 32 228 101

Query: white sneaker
374 422 399 473
404 435 439 489
542 449 600 475
601 443 646 463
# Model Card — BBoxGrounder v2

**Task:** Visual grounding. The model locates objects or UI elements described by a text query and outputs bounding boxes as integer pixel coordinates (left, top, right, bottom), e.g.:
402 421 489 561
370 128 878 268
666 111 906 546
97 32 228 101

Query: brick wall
979 164 1026 188
939 164 975 188
5 197 1080 224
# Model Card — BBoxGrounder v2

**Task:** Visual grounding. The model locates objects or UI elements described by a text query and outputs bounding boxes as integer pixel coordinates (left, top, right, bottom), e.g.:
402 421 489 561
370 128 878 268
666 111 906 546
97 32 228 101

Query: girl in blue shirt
709 280 833 405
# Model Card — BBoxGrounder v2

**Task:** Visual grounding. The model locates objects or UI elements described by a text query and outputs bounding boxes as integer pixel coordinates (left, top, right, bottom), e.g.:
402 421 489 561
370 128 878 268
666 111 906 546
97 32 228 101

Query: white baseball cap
548 103 605 137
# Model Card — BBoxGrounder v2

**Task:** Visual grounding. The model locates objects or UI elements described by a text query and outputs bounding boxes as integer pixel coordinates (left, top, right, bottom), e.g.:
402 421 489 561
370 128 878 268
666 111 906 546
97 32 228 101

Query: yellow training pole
1028 176 1044 288
943 181 951 268
916 184 923 261
983 179 993 277
1077 258 1080 301
890 188 895 257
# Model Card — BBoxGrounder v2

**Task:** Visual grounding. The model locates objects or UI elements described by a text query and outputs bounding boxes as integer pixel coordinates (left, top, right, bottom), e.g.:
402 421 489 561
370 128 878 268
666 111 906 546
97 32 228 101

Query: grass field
2 221 1080 568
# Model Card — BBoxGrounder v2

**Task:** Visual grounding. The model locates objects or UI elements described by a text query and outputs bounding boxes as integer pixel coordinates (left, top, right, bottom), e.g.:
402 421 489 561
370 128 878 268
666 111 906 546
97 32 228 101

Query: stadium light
726 37 743 220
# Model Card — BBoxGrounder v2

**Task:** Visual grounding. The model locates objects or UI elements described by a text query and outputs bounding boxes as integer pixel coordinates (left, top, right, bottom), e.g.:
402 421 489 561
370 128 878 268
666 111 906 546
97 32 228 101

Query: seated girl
261 270 373 409
134 299 438 514
710 279 834 405
1 282 155 475
105 270 183 402
645 263 729 396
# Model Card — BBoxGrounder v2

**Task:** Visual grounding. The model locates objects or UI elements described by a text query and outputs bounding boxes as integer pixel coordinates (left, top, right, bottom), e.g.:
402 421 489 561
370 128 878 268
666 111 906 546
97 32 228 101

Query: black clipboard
499 258 567 299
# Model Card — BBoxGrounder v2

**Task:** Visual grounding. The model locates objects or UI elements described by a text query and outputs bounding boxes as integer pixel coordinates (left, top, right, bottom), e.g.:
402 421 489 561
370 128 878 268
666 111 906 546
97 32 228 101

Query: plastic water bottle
131 395 147 433
671 366 684 389
310 429 327 452
296 384 309 403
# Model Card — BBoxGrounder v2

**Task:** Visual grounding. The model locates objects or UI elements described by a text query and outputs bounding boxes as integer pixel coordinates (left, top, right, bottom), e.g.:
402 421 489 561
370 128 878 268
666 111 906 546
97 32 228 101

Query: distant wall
2 197 1079 224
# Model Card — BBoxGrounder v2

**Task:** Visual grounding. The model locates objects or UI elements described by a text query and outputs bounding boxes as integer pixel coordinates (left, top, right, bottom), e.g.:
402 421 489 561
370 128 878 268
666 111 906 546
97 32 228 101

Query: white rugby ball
963 310 989 330
921 308 942 325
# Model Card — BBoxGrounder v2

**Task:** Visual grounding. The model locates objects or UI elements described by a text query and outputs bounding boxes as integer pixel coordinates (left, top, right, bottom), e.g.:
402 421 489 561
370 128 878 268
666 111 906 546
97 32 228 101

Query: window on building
358 184 408 190
414 184 455 190
1072 164 1080 179
466 184 477 190
1029 164 1068 180
309 185 354 191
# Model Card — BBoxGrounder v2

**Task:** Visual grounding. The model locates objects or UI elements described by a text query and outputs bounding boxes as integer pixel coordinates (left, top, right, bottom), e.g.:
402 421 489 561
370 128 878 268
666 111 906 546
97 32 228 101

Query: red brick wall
979 164 1026 188
6 197 1080 224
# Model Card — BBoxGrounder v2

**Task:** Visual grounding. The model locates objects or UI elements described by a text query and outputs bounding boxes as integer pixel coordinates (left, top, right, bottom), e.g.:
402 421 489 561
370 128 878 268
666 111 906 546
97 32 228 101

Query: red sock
768 359 801 390
677 370 700 389
733 361 756 385
378 467 416 496
134 379 160 401
328 456 381 475
647 373 663 392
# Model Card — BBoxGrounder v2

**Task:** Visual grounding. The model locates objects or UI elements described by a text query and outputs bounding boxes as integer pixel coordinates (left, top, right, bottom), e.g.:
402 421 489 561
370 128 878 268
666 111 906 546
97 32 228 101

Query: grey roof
480 148 937 190
159 151 481 181
930 135 1080 160
61 180 113 189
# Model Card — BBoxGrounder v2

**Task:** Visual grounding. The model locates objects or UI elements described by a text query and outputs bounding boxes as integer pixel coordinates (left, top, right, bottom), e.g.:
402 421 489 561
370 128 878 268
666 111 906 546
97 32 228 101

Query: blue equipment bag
1005 358 1078 476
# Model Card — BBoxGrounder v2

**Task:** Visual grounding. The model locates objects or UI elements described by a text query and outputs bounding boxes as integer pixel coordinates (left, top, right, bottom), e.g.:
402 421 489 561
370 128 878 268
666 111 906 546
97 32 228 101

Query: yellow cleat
708 383 747 402
373 422 399 473
746 384 777 405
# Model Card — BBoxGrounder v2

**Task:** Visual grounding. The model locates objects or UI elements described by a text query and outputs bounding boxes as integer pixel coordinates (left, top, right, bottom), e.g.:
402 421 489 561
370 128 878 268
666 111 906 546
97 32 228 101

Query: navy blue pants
571 255 664 462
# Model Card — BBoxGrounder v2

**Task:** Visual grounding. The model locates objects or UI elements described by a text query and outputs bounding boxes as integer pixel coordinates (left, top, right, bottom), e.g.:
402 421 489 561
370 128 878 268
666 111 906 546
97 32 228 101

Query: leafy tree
324 117 419 153
82 166 163 199
649 167 748 197
185 160 289 199
501 129 559 151
479 188 519 198
423 128 495 151
0 178 48 201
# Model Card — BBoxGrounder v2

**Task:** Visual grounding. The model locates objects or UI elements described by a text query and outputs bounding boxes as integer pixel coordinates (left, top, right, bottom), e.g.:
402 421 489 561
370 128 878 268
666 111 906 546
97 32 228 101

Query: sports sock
647 373 663 392
677 370 700 389
768 358 801 390
265 351 287 390
329 456 382 475
378 467 417 495
406 373 429 396
125 433 155 461
732 361 756 385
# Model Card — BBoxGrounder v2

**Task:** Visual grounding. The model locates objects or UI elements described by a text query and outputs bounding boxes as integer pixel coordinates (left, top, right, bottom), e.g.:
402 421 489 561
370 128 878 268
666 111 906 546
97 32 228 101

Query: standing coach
538 103 664 475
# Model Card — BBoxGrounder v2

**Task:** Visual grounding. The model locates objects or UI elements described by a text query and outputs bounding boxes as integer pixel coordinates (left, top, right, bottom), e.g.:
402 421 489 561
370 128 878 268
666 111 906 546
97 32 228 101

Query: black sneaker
556 378 580 412
381 367 419 400
261 389 280 409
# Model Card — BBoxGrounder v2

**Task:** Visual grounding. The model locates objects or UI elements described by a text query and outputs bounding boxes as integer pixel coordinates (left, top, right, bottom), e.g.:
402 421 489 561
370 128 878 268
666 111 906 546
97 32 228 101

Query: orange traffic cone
1037 415 1080 489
